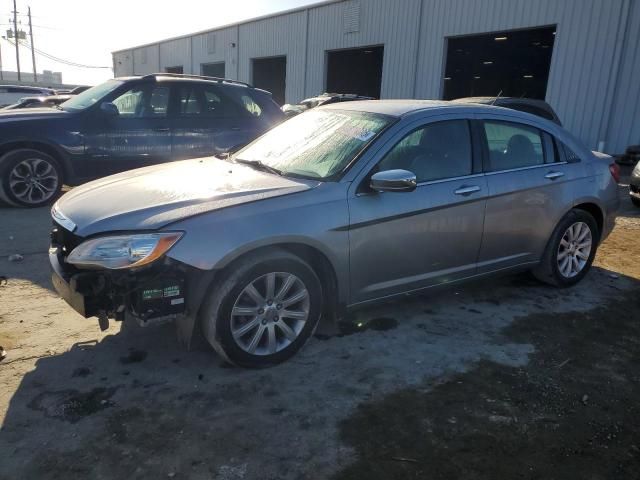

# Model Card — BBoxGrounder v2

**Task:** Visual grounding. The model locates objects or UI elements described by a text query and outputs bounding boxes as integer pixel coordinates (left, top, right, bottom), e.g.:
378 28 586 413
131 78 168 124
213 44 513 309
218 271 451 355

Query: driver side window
112 87 146 117
378 120 473 183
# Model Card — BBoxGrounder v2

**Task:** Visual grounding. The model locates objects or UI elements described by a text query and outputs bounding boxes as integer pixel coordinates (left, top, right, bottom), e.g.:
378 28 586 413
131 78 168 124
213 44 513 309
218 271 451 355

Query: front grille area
51 222 84 262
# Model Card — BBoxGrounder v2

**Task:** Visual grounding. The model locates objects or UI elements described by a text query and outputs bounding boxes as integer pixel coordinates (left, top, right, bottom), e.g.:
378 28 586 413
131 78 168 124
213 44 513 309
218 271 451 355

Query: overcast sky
0 0 317 86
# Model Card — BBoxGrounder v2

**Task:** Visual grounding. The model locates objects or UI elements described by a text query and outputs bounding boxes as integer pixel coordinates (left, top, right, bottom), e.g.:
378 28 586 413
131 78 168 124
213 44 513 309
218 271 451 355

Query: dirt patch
334 289 640 480
594 224 640 279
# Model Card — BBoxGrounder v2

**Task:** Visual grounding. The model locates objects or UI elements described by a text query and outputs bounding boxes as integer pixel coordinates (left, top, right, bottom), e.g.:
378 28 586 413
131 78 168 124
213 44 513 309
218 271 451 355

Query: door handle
230 126 241 131
454 185 481 196
153 127 170 132
545 171 564 180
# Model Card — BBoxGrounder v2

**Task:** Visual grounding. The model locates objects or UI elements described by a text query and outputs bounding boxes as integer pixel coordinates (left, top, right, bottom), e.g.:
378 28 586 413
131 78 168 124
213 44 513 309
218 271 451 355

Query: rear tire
533 209 599 287
0 149 63 208
200 249 323 368
631 196 640 208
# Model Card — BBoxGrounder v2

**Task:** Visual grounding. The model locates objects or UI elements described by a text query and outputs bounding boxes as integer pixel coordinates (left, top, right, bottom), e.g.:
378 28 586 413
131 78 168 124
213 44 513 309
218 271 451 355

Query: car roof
452 96 553 108
320 99 530 117
115 74 252 90
320 99 452 116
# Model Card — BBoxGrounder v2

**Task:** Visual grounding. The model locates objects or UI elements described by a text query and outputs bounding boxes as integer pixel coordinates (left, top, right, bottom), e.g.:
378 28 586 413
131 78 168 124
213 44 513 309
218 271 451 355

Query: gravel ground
0 173 638 480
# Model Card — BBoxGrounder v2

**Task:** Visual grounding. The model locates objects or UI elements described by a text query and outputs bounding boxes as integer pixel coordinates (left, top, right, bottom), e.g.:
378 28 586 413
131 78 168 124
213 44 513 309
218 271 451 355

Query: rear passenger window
177 86 201 115
483 121 544 171
147 86 169 117
559 142 581 163
542 132 558 164
239 94 262 117
378 120 473 183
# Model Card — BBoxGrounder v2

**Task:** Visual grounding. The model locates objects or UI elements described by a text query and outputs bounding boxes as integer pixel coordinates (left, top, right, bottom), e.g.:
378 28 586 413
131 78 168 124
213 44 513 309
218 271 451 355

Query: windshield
235 109 392 179
61 80 123 111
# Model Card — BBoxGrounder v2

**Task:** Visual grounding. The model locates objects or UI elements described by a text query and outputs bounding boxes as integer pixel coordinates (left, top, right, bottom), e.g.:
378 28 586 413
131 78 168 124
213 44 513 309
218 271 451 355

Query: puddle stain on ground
332 288 640 480
315 317 398 340
28 387 118 423
119 349 147 364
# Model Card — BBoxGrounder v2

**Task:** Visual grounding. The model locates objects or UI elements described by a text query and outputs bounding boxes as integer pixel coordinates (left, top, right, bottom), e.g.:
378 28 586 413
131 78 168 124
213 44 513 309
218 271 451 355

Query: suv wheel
631 196 640 208
533 209 599 287
0 149 63 208
201 249 323 368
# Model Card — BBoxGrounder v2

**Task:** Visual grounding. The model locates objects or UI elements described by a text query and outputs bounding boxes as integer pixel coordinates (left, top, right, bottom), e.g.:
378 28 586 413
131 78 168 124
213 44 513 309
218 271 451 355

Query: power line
4 37 111 69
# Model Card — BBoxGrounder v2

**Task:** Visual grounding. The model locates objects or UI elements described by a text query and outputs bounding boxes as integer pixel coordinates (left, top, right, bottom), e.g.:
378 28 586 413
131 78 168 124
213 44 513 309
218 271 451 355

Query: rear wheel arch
573 202 603 240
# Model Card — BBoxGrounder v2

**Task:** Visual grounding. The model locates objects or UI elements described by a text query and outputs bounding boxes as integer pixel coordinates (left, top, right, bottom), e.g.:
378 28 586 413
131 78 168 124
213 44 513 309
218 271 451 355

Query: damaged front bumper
49 245 188 330
48 223 216 346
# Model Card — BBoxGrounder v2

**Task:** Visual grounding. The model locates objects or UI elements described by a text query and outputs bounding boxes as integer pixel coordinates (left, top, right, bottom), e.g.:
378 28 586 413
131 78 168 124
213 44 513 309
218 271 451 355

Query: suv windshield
61 80 124 111
235 109 391 179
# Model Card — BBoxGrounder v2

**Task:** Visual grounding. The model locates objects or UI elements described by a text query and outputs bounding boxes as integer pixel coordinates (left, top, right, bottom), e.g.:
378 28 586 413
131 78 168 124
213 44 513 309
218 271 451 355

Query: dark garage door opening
443 26 556 100
252 56 286 105
326 46 384 99
201 62 225 78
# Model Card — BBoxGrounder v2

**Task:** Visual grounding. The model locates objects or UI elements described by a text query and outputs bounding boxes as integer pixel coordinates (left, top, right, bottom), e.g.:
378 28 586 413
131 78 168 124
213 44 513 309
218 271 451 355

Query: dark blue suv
0 74 283 207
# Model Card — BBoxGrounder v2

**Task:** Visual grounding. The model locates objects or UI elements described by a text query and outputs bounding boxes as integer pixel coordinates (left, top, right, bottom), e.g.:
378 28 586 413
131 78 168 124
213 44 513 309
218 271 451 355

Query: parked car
68 85 91 95
49 100 620 368
282 93 375 117
630 160 640 207
2 94 72 110
452 97 562 125
618 144 640 166
0 73 283 207
0 85 55 107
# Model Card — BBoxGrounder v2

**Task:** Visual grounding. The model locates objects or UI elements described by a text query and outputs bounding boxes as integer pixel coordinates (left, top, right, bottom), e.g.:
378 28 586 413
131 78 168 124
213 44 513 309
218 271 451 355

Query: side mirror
370 169 417 192
100 102 119 117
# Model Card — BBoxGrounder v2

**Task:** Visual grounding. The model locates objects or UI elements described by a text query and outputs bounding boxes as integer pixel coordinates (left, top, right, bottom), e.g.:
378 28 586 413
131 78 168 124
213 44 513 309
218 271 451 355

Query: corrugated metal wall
192 26 239 78
113 0 638 153
238 10 308 102
133 46 160 75
160 38 192 73
607 0 640 152
306 0 423 98
414 0 629 152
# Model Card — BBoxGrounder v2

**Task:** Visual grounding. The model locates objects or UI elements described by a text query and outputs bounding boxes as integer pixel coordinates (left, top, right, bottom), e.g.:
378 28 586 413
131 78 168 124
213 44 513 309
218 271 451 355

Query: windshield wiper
234 158 284 176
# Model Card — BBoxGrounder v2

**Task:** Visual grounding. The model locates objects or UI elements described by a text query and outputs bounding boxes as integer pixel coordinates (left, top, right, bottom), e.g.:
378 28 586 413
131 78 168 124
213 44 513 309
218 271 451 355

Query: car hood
54 158 318 237
0 107 70 121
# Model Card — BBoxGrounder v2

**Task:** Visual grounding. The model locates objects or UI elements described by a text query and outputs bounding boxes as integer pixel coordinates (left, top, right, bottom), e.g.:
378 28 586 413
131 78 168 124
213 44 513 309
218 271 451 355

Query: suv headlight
66 232 183 270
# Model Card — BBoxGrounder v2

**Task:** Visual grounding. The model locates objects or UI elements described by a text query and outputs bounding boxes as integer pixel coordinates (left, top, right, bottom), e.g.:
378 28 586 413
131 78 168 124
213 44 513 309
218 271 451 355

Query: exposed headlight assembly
66 232 183 270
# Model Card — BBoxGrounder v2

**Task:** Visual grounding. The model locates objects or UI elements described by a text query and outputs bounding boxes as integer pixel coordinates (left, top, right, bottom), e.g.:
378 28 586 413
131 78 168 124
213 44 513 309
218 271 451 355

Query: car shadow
1 265 638 479
0 205 55 293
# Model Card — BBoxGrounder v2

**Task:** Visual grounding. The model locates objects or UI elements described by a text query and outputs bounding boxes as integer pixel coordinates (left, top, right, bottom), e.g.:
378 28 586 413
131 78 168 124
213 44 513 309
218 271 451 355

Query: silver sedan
49 100 620 367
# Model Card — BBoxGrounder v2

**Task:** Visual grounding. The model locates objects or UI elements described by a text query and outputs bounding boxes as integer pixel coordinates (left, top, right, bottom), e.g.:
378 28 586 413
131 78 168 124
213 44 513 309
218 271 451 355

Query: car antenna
490 90 503 106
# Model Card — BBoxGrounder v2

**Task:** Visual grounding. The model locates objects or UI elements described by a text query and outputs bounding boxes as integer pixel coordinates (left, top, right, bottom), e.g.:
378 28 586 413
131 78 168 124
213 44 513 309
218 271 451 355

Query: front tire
201 249 323 368
533 209 599 287
0 149 63 208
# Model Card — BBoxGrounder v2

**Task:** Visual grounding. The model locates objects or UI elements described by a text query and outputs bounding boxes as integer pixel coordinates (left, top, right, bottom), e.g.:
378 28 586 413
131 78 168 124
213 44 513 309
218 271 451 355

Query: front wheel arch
0 141 72 183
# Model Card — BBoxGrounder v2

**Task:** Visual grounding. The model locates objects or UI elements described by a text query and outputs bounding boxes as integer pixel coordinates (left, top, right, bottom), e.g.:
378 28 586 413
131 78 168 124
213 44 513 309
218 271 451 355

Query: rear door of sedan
347 114 488 304
475 115 586 273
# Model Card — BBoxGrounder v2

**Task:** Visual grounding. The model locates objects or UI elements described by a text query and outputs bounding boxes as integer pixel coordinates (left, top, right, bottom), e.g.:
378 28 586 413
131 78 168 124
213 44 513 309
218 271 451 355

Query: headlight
66 232 183 270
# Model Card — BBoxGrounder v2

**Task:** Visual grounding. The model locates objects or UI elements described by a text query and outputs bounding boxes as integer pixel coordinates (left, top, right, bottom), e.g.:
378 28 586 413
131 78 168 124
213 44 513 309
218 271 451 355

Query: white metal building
112 0 640 155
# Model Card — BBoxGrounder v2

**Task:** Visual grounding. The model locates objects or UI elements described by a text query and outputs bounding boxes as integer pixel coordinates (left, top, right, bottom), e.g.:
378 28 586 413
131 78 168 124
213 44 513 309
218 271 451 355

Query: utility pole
27 6 35 82
12 0 20 81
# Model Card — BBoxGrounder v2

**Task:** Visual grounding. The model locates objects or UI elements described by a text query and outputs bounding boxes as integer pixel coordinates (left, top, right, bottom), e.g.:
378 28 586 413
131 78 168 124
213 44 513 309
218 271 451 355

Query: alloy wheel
557 221 593 278
8 158 60 205
230 272 310 355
